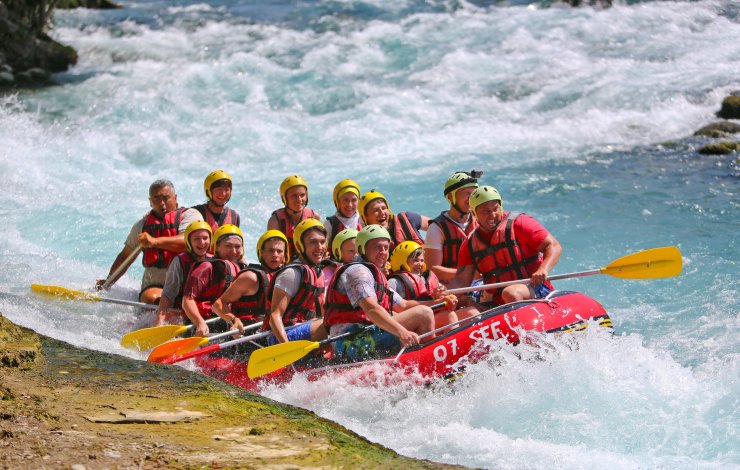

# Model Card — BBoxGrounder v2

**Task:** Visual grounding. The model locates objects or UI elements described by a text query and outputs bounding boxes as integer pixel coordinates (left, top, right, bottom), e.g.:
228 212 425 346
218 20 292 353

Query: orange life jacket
323 262 393 327
141 208 187 268
430 212 477 268
193 259 240 318
388 211 424 252
192 203 240 233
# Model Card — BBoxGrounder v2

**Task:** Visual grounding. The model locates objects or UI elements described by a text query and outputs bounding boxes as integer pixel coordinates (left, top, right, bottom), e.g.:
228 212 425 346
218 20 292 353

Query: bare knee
140 288 162 305
501 284 531 303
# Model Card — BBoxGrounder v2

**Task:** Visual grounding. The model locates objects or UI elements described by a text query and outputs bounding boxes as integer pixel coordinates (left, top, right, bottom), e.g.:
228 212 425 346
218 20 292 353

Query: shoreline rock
0 314 462 469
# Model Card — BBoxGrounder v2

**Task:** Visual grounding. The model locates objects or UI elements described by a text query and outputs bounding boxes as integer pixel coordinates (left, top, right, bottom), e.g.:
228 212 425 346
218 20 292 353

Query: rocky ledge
693 94 740 156
0 314 460 469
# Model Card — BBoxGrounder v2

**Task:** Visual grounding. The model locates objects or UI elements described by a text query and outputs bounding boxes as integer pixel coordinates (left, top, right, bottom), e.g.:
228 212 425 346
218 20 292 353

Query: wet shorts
532 283 552 299
266 321 312 345
332 324 401 362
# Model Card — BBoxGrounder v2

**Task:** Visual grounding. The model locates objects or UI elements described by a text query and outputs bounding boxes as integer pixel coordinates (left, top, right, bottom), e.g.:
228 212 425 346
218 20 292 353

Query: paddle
154 329 276 365
31 283 159 310
147 321 262 362
100 245 142 291
446 246 682 296
246 301 448 379
120 316 223 351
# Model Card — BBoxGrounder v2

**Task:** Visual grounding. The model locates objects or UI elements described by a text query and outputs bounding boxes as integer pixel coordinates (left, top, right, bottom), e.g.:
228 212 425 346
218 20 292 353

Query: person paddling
263 219 329 345
212 230 290 335
267 175 320 260
191 170 241 236
425 171 480 286
323 225 455 362
358 190 429 252
324 179 363 249
97 179 203 304
181 224 246 336
154 220 213 326
450 186 562 306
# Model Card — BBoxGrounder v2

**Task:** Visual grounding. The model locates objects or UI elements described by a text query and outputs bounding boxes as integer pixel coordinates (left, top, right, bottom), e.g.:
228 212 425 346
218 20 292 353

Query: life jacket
326 214 363 243
171 251 213 308
466 212 552 304
230 264 274 325
192 259 240 318
141 208 187 268
388 212 424 251
271 207 321 259
430 212 478 268
323 262 393 327
262 262 325 330
388 270 440 301
192 203 240 233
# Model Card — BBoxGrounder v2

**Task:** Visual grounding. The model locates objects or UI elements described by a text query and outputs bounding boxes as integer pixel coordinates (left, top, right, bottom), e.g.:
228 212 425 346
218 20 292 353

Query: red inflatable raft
195 290 612 392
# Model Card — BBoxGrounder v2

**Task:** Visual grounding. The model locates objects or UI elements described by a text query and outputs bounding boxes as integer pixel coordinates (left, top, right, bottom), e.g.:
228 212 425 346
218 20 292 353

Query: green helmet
443 171 480 205
356 224 391 257
469 186 503 215
331 228 358 261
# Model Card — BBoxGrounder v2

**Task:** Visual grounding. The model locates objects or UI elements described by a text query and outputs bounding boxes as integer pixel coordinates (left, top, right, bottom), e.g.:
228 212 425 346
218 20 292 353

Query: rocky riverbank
0 314 461 469
693 94 740 155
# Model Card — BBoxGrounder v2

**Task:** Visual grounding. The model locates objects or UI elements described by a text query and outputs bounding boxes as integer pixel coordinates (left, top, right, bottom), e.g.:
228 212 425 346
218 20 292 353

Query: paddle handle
101 246 142 290
98 296 158 310
166 329 273 364
446 269 602 295
203 321 262 343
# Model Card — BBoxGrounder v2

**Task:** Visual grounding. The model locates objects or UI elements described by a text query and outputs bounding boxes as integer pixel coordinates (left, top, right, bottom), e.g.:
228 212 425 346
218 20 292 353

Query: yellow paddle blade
602 246 682 279
120 325 188 351
247 340 320 379
31 284 100 302
147 336 208 363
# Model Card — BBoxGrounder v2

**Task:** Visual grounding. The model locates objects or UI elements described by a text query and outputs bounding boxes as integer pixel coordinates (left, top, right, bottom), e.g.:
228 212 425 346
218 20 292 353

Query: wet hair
149 179 175 196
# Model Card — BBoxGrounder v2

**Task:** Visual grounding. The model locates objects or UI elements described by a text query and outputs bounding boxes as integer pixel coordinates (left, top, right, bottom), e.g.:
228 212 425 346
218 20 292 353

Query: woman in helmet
323 225 456 362
267 175 320 260
358 189 429 252
451 186 562 307
212 230 289 334
324 179 363 250
181 224 247 336
263 219 329 345
425 171 480 286
154 220 213 326
192 170 241 236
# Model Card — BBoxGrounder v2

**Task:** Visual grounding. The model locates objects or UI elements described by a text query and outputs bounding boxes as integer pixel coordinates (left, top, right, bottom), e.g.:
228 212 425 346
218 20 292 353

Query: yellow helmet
204 169 233 201
279 175 309 205
256 230 290 264
184 220 212 254
358 189 392 224
389 241 425 273
444 171 480 207
331 228 358 261
356 224 391 257
211 224 244 253
469 186 503 216
293 219 326 255
332 179 361 210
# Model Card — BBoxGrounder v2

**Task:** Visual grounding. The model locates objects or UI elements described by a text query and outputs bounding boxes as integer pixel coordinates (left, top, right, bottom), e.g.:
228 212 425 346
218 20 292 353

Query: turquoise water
1 1 738 468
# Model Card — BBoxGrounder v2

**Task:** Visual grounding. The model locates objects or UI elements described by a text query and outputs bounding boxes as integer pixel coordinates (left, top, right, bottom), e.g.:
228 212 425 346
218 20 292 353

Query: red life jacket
466 212 552 304
271 207 321 259
230 265 274 325
326 214 363 245
192 203 240 233
388 211 424 252
389 270 440 301
262 262 325 330
171 251 213 308
430 212 478 268
192 259 240 318
323 262 393 327
142 208 187 268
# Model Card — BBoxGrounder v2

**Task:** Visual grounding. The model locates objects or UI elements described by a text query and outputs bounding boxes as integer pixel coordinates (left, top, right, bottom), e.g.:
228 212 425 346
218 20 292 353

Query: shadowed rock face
0 314 462 469
717 95 740 120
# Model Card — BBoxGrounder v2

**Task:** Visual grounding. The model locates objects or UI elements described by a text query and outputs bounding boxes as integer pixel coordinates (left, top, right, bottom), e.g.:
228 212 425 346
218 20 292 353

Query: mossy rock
717 95 740 119
0 314 41 369
694 121 740 138
698 141 739 155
